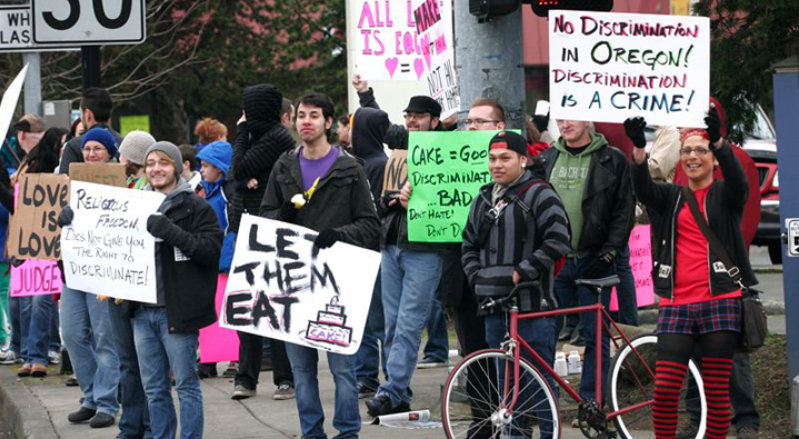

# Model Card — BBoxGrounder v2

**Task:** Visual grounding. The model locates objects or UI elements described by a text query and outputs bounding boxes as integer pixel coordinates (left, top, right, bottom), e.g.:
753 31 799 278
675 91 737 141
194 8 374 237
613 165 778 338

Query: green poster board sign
407 131 497 243
119 115 150 136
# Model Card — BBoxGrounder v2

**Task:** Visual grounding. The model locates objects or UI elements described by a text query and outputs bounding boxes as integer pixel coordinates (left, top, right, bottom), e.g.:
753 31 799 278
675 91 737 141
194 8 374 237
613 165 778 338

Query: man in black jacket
136 141 222 439
260 92 380 439
58 88 123 174
538 119 634 406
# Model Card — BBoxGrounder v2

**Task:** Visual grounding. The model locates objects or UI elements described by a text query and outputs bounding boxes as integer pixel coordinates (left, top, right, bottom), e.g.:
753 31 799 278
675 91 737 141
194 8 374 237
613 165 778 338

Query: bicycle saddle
574 275 620 289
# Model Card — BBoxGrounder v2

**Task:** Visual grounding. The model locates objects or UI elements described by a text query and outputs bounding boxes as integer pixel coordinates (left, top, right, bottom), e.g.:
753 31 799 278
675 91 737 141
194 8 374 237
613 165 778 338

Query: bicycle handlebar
480 281 541 312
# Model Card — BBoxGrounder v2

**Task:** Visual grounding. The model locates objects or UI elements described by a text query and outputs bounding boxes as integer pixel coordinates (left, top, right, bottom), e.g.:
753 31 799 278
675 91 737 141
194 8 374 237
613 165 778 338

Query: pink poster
199 274 240 363
10 259 62 297
610 225 656 311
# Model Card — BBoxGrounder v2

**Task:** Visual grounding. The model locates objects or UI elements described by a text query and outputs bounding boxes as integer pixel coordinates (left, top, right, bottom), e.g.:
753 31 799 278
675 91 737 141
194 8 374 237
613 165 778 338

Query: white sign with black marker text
220 215 381 355
61 181 165 303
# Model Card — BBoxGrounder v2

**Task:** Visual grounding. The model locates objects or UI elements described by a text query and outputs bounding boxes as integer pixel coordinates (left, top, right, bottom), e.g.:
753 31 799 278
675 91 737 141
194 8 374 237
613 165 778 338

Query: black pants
235 331 294 390
686 352 760 431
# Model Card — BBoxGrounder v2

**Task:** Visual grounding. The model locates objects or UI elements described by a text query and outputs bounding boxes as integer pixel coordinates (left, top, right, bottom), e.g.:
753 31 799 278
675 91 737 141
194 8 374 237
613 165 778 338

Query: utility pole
22 52 42 116
82 46 102 90
454 4 526 131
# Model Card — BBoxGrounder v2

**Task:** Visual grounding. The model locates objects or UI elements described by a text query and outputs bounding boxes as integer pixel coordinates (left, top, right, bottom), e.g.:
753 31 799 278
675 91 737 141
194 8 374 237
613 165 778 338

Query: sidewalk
0 357 593 438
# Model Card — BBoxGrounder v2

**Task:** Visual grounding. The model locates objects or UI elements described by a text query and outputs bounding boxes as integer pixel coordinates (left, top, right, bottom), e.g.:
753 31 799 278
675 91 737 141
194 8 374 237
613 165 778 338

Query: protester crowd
0 78 764 439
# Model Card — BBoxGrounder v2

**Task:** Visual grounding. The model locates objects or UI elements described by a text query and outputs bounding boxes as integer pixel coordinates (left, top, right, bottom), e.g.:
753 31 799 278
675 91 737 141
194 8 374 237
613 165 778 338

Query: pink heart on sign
385 58 399 78
421 35 432 70
414 58 425 79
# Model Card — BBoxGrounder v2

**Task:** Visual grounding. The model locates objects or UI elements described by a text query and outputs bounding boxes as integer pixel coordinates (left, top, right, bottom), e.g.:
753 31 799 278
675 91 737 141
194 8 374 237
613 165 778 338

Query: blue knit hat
196 141 232 176
82 128 119 158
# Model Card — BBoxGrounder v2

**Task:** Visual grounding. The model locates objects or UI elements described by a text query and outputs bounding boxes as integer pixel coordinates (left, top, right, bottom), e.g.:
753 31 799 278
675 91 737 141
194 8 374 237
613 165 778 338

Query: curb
753 266 782 274
0 366 59 439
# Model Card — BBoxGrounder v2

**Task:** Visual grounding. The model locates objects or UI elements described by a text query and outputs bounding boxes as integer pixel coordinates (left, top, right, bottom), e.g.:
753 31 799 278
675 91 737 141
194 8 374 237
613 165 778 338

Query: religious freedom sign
221 215 381 355
548 11 710 126
407 131 495 243
61 181 164 303
411 0 459 118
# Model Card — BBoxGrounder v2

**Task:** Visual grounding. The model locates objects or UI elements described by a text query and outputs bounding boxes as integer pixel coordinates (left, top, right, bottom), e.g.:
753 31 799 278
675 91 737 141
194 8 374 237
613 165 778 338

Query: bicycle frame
501 302 655 422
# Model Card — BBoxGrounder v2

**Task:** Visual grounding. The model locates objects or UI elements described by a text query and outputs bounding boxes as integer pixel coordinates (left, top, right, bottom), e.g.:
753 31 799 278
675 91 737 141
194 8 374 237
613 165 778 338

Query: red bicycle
442 276 708 438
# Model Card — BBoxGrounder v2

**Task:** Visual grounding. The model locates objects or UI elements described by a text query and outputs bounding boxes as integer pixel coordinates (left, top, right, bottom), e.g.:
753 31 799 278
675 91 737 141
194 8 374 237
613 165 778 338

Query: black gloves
532 112 550 133
377 193 401 211
57 206 74 227
147 214 176 240
623 117 648 149
584 253 615 280
314 229 341 249
279 201 298 223
705 106 722 145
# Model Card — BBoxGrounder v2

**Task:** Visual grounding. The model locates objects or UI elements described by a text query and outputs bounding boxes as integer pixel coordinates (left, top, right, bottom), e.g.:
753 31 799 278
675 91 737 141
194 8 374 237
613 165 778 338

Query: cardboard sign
406 131 495 243
7 174 70 260
10 259 62 297
382 150 408 195
221 215 381 355
412 0 459 118
199 274 240 363
60 181 165 303
69 163 127 188
610 224 656 311
548 11 710 126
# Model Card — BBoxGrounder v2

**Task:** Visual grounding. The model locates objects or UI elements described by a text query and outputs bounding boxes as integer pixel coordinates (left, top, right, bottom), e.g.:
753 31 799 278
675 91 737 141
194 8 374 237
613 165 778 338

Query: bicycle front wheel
609 334 707 439
442 349 561 439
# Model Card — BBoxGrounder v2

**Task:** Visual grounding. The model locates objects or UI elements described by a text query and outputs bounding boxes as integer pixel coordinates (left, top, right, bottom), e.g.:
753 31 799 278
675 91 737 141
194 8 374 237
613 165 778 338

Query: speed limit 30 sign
31 0 145 45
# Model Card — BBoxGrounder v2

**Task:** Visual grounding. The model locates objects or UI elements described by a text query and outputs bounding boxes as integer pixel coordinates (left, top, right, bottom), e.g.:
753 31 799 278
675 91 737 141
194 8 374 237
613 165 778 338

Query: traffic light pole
81 46 101 89
454 3 527 131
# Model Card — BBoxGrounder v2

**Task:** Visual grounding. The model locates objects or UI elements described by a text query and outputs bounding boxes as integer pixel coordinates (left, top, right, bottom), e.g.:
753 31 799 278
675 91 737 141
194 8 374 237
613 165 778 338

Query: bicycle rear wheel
609 334 707 439
442 349 561 439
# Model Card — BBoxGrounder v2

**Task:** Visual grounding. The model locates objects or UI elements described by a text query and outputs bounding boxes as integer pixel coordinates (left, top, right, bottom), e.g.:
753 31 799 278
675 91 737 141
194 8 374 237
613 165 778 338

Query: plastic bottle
554 352 568 377
568 351 582 375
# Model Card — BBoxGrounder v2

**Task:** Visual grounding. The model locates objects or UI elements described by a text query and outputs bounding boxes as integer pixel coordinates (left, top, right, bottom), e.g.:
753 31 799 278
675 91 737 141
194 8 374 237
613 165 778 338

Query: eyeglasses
83 147 108 155
465 119 500 127
680 148 711 157
403 113 430 121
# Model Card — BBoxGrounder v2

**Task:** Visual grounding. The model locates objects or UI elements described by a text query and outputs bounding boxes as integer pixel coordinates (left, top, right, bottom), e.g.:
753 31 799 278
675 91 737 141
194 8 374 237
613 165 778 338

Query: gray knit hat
144 141 183 177
119 131 156 166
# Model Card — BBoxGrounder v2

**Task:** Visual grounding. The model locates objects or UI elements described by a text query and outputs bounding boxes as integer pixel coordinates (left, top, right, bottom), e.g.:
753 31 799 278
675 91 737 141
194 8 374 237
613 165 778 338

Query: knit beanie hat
119 131 156 166
145 141 183 177
82 128 119 158
196 141 232 176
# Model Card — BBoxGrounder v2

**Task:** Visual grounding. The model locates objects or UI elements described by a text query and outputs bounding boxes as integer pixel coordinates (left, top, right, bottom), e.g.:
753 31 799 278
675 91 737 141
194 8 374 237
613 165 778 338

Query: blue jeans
132 307 202 439
49 305 61 353
355 272 386 391
60 286 119 416
378 246 442 406
285 343 360 439
422 295 449 362
485 313 558 439
554 257 613 403
108 302 150 438
614 245 639 326
15 295 54 365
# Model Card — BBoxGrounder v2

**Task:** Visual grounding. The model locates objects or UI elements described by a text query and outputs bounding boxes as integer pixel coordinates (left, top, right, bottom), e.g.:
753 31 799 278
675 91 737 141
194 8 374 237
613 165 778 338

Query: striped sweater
462 170 571 313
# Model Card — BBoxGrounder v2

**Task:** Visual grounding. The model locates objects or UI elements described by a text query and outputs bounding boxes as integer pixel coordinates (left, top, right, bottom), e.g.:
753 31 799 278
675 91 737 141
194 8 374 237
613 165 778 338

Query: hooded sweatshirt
351 107 390 199
197 141 235 272
550 132 608 253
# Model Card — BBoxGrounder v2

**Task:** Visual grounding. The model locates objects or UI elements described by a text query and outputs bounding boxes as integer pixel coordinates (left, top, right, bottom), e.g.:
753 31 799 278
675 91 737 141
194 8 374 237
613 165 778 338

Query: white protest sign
548 11 710 126
0 64 28 146
221 215 381 355
351 0 428 81
61 181 165 303
412 0 459 118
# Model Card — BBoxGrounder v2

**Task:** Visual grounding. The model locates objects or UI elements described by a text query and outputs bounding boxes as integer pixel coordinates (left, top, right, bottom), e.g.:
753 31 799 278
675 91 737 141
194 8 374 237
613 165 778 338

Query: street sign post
31 0 146 46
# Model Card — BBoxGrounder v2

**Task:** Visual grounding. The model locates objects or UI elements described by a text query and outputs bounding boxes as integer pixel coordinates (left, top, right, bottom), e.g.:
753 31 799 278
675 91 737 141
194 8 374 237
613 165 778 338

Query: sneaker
675 423 700 439
197 363 217 379
31 363 47 378
417 358 449 369
48 350 60 365
68 406 96 423
89 412 115 428
223 361 238 378
273 383 295 400
0 349 17 365
558 326 576 341
358 383 376 399
737 426 759 439
365 394 411 418
569 330 586 347
231 385 256 400
65 375 79 387
17 363 32 377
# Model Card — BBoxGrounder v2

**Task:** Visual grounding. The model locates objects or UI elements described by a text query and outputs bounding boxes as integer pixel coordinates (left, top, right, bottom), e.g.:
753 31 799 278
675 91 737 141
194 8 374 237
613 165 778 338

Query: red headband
679 128 710 144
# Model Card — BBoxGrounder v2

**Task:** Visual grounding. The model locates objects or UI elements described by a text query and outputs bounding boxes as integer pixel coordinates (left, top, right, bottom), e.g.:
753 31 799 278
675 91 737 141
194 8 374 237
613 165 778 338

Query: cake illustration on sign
305 299 353 348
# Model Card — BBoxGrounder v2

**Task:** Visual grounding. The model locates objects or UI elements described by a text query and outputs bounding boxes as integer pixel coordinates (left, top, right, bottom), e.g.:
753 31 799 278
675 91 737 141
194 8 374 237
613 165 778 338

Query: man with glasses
464 98 507 131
